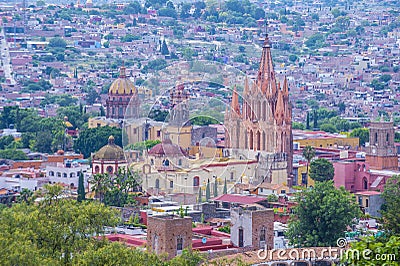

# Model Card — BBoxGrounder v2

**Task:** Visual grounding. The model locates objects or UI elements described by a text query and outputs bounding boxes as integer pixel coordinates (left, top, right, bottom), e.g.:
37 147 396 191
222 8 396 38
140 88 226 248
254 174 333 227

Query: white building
46 160 90 188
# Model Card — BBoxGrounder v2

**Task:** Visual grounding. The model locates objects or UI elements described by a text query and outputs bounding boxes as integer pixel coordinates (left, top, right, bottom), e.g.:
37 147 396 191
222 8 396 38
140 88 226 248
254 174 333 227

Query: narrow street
0 27 16 85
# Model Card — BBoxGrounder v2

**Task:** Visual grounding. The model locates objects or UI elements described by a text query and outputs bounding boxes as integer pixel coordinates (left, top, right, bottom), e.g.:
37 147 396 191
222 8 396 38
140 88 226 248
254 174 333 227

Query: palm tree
18 188 33 204
302 145 316 186
89 173 111 203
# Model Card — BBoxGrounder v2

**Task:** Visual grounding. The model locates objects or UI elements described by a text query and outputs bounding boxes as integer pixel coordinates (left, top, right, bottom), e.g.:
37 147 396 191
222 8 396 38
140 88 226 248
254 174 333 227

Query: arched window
193 176 200 187
170 181 173 188
374 132 378 144
155 179 160 189
363 178 368 190
262 131 266 151
94 165 100 173
259 227 266 248
49 171 54 176
106 166 113 174
163 159 170 167
178 159 182 166
386 133 389 142
153 234 158 252
57 172 61 177
177 236 183 255
249 130 253 150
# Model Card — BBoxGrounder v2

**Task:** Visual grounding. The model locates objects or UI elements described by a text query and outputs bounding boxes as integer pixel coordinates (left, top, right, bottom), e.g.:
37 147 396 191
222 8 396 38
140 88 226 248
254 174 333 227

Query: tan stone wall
251 209 274 250
147 215 192 260
366 155 398 170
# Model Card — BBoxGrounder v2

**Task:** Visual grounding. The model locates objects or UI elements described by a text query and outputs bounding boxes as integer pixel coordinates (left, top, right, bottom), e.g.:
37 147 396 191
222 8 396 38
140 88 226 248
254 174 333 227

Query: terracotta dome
93 136 125 161
109 66 136 95
148 138 187 157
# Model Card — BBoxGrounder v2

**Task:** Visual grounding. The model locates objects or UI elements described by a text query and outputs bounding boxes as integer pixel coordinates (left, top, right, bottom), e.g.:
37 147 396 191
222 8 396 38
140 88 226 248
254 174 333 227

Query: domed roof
93 136 125 161
109 66 136 95
148 138 187 157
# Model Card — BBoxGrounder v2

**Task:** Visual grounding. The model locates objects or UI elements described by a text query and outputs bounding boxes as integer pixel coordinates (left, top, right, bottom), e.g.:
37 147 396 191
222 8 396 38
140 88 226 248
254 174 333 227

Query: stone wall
147 215 193 260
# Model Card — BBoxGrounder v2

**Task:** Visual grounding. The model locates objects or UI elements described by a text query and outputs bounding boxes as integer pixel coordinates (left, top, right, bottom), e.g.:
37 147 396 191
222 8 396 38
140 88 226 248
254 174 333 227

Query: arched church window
363 177 368 190
193 176 200 187
106 166 113 174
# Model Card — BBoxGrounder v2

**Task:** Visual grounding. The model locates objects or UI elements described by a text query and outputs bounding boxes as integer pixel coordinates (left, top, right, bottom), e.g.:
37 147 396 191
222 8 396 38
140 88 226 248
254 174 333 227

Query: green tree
342 235 400 265
223 178 227 194
160 39 169 55
77 171 85 202
0 149 28 160
0 184 119 265
74 126 122 158
302 145 315 185
89 173 112 203
381 175 400 235
287 181 361 247
309 158 334 182
313 109 318 129
350 128 369 146
320 123 338 133
292 122 305 130
306 111 310 130
48 37 67 49
214 178 218 197
198 187 202 203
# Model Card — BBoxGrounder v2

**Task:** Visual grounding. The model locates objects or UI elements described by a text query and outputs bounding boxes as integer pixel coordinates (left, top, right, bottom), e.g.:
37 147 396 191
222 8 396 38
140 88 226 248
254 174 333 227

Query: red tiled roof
212 194 267 204
148 138 187 156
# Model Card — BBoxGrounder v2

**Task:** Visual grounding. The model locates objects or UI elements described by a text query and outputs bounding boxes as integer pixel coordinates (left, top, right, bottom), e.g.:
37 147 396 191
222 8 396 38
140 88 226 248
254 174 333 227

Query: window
260 227 266 248
106 166 113 174
133 128 137 134
49 171 54 177
177 236 183 255
157 130 161 137
260 188 263 193
170 181 173 188
57 172 61 177
230 172 234 181
363 178 368 190
365 198 369 208
155 179 160 189
163 159 170 167
153 234 158 253
178 159 182 166
386 133 389 142
94 166 100 173
193 176 199 187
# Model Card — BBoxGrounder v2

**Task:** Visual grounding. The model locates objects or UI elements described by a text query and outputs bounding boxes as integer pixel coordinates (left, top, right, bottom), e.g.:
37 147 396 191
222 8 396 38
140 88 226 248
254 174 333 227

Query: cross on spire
265 19 269 38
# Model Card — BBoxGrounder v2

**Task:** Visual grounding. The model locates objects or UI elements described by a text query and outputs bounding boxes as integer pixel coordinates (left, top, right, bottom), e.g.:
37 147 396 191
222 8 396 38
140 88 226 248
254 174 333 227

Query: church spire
244 76 249 95
283 76 289 98
257 20 277 99
275 89 285 125
231 85 241 115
